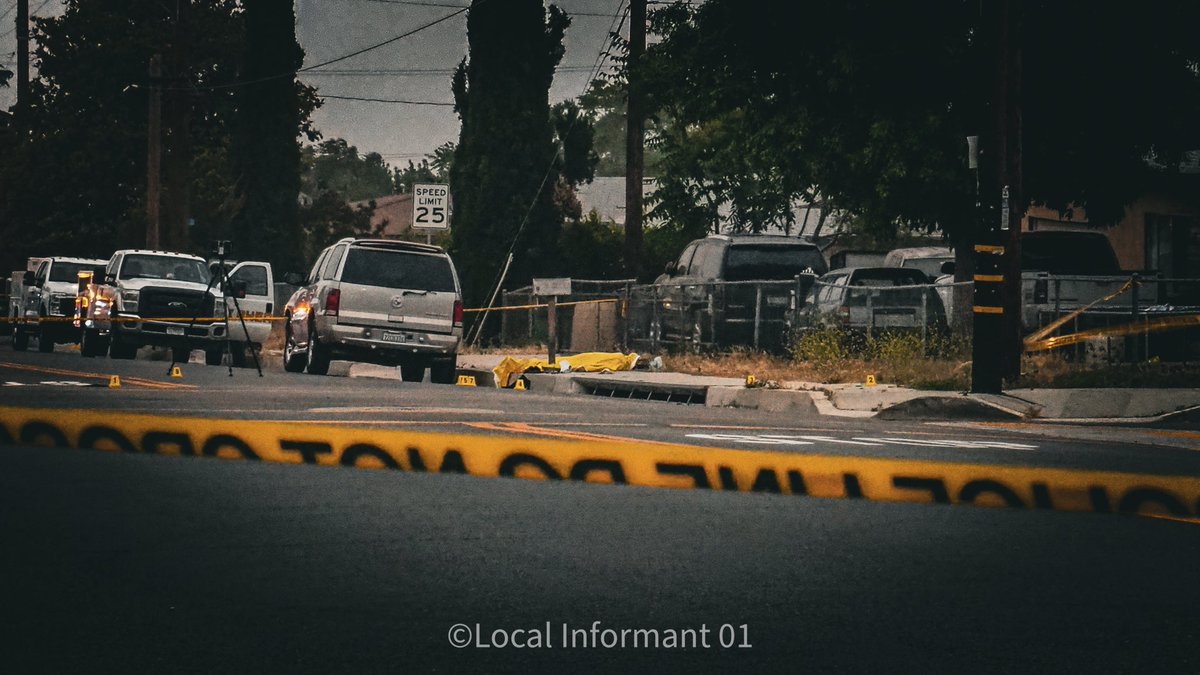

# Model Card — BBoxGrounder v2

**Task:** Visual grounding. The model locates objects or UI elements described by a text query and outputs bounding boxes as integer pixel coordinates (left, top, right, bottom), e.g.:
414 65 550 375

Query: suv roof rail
347 238 444 253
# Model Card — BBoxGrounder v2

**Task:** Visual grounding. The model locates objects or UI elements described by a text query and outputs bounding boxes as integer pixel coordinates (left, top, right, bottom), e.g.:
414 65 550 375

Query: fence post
1130 273 1139 363
866 290 874 340
708 284 717 348
921 287 928 346
753 283 763 350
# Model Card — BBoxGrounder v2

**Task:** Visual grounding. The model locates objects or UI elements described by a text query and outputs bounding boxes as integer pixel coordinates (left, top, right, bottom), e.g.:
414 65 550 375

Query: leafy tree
0 0 248 273
639 0 1200 249
302 138 393 202
298 190 378 263
449 0 569 312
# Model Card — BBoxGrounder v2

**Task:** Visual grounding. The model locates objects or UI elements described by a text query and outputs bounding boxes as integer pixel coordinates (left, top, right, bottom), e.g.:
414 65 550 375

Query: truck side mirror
22 271 34 286
664 261 677 276
940 261 955 275
283 272 303 286
104 273 117 284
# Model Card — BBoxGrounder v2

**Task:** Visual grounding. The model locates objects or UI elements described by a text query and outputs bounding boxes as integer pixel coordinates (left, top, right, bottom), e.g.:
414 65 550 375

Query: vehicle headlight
213 297 226 318
121 290 140 310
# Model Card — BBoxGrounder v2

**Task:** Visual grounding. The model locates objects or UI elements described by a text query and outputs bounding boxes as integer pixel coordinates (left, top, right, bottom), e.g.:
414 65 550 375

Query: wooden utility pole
163 0 193 250
146 54 163 250
971 0 1023 393
623 0 646 279
15 0 29 116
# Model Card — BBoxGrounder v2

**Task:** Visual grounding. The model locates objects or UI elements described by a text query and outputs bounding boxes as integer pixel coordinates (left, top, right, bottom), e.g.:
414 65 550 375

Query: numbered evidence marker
412 184 451 230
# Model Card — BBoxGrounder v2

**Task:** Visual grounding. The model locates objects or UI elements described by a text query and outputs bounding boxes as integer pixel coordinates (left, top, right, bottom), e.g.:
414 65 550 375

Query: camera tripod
167 240 263 378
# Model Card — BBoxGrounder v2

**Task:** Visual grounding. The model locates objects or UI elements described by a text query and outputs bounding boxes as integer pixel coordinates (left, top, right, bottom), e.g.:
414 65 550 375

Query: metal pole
623 0 647 278
547 296 558 364
753 283 762 350
15 0 29 117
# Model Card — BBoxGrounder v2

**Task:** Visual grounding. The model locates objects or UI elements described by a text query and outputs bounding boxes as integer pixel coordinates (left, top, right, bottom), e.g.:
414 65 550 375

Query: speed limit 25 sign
412 184 450 230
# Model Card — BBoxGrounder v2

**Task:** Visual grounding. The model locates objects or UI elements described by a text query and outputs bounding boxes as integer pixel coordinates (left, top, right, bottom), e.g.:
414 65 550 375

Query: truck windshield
48 262 97 283
340 248 456 292
120 255 210 284
724 245 828 281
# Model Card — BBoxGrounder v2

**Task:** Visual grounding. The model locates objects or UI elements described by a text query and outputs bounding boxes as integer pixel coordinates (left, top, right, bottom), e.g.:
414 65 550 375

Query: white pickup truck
80 249 274 365
9 256 109 352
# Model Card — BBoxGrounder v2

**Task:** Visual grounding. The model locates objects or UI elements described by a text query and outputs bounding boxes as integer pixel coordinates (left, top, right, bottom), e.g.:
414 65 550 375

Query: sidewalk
447 352 1200 424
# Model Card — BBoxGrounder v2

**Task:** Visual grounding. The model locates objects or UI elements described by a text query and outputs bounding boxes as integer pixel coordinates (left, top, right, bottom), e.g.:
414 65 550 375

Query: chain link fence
490 273 1200 363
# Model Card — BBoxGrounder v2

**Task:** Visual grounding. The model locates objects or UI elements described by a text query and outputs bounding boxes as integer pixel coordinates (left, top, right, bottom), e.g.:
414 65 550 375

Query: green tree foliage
228 0 311 273
0 1 321 276
449 0 569 310
298 190 378 263
302 138 393 202
641 0 1200 241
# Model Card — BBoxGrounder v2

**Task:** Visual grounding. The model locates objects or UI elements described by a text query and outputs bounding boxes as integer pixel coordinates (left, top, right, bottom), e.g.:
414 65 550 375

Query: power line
0 0 53 39
469 0 630 343
301 65 598 77
170 5 470 91
346 0 622 17
319 93 453 105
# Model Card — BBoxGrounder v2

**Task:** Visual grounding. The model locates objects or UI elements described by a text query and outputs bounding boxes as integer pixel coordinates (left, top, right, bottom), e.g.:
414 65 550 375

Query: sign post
533 278 571 364
411 183 451 245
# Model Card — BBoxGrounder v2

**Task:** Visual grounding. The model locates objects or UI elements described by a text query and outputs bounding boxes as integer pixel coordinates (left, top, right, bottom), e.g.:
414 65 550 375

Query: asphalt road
2 342 1199 672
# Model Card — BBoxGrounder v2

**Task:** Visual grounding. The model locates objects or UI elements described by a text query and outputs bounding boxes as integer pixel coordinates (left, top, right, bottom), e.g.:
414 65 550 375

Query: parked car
10 256 107 352
883 246 955 281
799 267 948 335
283 238 463 383
645 234 828 352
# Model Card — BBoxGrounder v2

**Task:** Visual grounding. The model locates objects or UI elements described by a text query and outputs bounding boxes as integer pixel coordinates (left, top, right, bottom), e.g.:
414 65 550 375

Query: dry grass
663 349 971 390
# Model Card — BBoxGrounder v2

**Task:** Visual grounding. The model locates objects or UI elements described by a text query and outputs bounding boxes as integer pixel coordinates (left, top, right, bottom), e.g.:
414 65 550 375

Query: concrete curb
875 395 1025 421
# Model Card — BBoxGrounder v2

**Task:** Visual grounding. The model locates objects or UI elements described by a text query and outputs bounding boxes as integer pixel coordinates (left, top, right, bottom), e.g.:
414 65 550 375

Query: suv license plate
167 325 185 336
380 331 406 344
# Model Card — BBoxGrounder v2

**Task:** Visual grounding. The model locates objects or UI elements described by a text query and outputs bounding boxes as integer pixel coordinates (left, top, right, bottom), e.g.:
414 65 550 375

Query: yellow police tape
0 316 283 324
0 405 1196 520
464 298 618 314
1023 279 1137 348
1026 314 1200 352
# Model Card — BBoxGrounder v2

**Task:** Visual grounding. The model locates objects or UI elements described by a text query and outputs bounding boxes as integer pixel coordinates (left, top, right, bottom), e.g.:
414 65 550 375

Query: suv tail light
453 300 464 326
325 288 340 317
839 305 850 326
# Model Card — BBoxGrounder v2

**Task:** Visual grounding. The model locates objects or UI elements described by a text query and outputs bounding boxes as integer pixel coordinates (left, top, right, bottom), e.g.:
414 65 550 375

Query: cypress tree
230 0 305 271
450 0 569 312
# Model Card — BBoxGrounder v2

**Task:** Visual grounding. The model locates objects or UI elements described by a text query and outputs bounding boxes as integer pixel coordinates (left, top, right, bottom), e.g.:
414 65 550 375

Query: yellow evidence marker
108 375 121 389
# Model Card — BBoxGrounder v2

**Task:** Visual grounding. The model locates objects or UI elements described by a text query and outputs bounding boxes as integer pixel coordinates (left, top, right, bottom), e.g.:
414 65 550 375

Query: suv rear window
724 245 827 281
340 248 456 293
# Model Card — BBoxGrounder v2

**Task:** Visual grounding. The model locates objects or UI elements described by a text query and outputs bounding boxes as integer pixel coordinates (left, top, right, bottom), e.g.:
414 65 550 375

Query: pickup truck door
224 261 274 343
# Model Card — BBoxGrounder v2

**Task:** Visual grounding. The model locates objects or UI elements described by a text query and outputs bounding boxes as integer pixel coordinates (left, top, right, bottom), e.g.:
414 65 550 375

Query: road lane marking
0 361 192 390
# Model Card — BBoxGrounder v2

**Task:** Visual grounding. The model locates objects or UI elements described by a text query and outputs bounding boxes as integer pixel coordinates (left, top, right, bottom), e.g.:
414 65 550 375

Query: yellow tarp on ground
492 352 640 388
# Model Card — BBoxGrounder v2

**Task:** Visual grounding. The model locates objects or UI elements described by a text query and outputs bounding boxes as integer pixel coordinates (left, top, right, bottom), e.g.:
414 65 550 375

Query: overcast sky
1 0 627 166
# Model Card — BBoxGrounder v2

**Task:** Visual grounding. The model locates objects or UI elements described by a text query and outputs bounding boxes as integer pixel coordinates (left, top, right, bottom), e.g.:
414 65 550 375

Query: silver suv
283 238 463 383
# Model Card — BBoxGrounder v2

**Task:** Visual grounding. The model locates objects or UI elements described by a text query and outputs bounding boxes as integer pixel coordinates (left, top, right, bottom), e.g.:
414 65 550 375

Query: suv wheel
205 346 224 366
109 337 138 360
230 341 248 368
399 362 425 383
429 358 457 385
305 322 331 375
80 329 100 357
283 324 306 373
12 325 28 351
